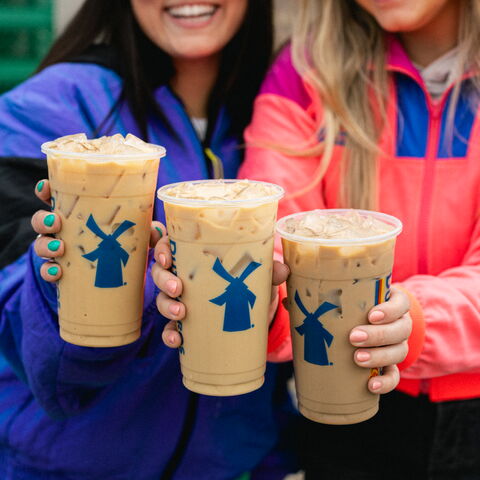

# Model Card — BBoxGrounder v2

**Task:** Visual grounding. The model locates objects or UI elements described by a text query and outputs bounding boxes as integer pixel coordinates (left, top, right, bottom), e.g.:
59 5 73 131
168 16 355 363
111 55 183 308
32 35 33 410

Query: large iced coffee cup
277 209 402 424
157 179 284 396
42 134 165 347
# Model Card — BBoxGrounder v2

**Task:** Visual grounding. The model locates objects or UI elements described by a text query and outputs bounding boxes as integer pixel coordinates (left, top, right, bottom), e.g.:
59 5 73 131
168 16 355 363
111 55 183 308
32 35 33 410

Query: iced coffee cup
42 133 165 347
157 179 284 396
277 209 402 424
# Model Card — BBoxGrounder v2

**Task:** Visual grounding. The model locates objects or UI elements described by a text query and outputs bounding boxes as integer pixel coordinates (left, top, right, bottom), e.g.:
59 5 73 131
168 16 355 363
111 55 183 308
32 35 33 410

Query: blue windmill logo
209 258 261 332
82 214 135 288
294 291 338 366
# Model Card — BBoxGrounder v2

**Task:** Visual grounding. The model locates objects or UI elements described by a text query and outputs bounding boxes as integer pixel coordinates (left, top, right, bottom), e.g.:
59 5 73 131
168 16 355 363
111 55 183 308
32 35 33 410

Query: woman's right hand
31 179 64 282
150 223 186 348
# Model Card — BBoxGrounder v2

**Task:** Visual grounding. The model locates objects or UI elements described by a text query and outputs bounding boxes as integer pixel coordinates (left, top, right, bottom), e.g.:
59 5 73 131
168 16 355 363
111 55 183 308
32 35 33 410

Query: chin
174 45 220 60
375 11 427 32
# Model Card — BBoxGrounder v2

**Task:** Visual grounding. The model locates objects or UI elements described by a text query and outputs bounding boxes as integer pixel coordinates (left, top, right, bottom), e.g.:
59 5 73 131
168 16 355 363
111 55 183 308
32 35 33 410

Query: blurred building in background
0 0 295 94
275 0 295 49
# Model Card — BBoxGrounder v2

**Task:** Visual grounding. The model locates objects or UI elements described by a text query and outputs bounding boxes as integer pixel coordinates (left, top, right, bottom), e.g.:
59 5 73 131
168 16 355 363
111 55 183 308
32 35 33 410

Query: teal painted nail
44 214 55 227
47 266 59 276
37 180 45 192
155 227 163 238
47 240 61 252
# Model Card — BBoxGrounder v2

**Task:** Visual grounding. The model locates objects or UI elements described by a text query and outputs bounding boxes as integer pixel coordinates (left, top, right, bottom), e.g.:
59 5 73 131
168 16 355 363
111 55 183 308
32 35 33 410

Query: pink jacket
240 40 480 402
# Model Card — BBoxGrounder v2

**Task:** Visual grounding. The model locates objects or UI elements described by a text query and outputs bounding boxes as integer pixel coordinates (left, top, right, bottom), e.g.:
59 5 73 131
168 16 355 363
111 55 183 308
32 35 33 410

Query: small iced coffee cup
42 133 166 347
277 209 402 424
157 179 284 396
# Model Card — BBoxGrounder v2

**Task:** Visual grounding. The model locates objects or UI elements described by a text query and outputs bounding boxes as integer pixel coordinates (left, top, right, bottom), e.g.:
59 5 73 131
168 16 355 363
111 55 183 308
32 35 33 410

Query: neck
171 55 220 118
400 2 461 67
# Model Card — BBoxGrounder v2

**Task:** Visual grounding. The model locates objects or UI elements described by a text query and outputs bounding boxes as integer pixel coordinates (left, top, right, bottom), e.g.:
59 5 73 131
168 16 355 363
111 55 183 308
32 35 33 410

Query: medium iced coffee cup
157 179 284 396
277 209 402 424
42 134 165 347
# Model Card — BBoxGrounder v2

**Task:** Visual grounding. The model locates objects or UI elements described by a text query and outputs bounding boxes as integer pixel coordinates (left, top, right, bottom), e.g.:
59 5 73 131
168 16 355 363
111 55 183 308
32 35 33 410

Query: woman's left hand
349 286 412 395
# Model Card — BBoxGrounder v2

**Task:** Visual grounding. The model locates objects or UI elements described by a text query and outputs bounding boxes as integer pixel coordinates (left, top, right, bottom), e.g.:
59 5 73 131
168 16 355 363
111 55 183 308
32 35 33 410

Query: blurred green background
0 0 54 93
0 0 90 93
0 0 295 94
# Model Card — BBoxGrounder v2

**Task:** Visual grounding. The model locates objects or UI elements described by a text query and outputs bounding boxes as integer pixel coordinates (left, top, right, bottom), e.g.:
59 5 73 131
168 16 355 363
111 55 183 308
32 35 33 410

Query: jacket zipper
418 101 441 274
389 67 456 274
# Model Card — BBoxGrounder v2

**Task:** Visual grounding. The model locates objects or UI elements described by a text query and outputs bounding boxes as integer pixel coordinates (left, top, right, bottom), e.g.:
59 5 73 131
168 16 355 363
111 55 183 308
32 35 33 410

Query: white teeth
168 4 217 18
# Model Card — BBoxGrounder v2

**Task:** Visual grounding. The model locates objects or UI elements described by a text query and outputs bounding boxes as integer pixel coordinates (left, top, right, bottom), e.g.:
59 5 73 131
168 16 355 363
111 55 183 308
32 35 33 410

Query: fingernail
47 240 61 252
169 303 180 315
168 334 176 345
155 227 163 238
357 351 371 362
166 280 177 295
350 330 368 343
43 214 55 227
37 180 44 192
369 311 385 322
47 266 59 276
372 381 382 391
159 253 166 267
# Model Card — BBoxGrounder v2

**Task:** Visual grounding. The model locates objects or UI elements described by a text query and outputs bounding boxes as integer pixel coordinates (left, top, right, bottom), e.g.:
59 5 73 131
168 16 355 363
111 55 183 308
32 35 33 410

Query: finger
272 261 289 286
350 313 411 347
154 241 173 270
161 320 183 348
151 263 183 297
39 262 62 282
35 179 52 206
368 286 410 324
354 340 409 369
368 364 400 394
31 210 61 235
152 223 173 269
34 236 64 259
150 221 167 248
156 291 186 320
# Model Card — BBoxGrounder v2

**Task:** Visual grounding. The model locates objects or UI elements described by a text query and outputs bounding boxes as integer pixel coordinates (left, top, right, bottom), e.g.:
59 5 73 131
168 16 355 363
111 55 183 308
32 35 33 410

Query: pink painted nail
369 311 385 322
159 253 166 267
372 380 382 390
357 351 371 362
169 303 180 315
350 330 368 343
166 280 177 295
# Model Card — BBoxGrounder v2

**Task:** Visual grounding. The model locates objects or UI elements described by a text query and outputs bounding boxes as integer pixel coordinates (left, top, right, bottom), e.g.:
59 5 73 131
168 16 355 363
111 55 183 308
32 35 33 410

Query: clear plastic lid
41 135 166 162
157 179 285 207
276 209 402 246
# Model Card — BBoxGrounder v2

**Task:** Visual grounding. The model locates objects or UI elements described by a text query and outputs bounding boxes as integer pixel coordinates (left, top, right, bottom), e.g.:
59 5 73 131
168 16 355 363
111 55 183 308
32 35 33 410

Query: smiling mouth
165 3 219 20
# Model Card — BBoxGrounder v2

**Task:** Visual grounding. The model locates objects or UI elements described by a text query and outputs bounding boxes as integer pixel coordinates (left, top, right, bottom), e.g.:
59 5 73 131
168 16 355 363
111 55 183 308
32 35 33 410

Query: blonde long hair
291 0 479 209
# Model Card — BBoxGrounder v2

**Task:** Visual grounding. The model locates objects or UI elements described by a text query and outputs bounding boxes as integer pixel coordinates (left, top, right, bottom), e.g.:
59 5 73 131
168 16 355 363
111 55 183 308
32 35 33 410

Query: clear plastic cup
43 141 165 347
158 179 284 396
277 209 402 424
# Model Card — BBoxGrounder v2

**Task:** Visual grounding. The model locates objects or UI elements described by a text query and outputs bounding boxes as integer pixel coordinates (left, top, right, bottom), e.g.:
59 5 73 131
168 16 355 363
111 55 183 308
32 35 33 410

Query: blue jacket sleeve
0 65 169 419
0 63 125 157
0 247 166 419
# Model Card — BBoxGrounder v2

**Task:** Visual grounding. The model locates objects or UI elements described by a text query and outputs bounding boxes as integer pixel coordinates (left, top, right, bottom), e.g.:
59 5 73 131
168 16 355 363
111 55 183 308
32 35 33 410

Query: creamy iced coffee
42 133 165 347
157 179 284 396
277 209 402 424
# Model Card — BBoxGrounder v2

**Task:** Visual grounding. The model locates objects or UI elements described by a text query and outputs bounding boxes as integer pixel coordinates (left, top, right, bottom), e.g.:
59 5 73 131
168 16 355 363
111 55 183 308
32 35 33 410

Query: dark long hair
38 0 273 141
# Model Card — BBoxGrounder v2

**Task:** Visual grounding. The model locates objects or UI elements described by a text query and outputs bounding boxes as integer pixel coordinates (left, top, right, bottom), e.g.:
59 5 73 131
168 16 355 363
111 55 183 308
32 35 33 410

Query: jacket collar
385 35 424 82
385 34 474 84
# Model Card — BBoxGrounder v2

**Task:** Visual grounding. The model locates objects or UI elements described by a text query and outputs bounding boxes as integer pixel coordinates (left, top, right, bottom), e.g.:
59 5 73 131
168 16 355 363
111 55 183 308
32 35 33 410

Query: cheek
131 0 173 52
227 0 248 30
213 1 248 46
